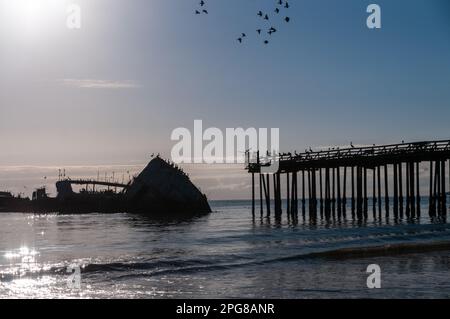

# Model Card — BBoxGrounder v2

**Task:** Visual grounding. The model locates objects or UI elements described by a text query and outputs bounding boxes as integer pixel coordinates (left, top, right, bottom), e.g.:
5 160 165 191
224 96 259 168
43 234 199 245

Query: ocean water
1 200 450 299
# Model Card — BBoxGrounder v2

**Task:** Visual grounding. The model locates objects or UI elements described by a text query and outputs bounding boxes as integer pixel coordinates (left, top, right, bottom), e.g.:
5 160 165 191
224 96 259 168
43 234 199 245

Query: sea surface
1 200 450 299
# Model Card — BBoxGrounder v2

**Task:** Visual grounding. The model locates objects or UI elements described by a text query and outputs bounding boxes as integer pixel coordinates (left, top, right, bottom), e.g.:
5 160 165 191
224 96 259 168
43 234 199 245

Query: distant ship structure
0 157 211 215
0 191 30 212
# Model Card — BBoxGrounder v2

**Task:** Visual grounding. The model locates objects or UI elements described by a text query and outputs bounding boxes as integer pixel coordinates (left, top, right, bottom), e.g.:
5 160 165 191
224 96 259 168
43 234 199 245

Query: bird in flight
268 27 277 35
195 1 208 15
195 0 293 46
237 32 246 43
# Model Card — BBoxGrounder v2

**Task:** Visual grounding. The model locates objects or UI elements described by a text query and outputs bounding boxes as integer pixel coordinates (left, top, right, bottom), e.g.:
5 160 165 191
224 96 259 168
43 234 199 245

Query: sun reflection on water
3 246 40 278
4 246 38 260
1 246 58 298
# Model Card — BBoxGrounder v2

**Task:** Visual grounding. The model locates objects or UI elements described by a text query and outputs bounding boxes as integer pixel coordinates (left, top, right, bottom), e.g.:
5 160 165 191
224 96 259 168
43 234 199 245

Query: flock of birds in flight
195 0 208 15
195 0 291 45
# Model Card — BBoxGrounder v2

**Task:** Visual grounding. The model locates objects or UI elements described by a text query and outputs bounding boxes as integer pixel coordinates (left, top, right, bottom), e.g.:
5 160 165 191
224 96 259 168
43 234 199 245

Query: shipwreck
0 157 211 215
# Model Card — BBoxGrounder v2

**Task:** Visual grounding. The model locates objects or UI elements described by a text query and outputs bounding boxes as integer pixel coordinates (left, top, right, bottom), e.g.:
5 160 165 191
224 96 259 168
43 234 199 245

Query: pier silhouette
246 140 450 222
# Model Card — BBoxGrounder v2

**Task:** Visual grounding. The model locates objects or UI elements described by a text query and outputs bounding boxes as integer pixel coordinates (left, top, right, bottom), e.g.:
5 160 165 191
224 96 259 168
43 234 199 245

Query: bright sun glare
1 0 64 37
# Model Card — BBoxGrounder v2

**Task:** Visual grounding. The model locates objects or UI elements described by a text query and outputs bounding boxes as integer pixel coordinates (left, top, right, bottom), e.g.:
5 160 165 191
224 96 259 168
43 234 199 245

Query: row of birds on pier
255 140 415 159
261 143 360 157
194 0 291 45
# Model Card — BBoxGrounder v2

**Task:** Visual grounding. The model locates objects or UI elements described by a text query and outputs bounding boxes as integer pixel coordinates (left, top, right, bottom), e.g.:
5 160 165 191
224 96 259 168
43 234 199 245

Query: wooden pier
246 140 450 221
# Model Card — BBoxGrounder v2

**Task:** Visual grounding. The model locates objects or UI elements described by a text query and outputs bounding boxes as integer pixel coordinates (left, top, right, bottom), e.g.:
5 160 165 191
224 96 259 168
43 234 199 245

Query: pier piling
247 141 450 222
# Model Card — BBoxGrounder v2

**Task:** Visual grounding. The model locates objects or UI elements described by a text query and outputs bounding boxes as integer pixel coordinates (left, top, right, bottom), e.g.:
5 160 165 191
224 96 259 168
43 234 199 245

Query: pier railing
247 140 450 172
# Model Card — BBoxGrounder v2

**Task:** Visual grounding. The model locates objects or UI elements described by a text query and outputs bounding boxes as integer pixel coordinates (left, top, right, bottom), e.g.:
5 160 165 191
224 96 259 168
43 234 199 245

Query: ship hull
0 195 211 215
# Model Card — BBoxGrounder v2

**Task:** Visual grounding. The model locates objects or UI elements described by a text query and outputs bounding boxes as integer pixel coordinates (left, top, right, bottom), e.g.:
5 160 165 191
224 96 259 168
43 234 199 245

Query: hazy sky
1 0 449 199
